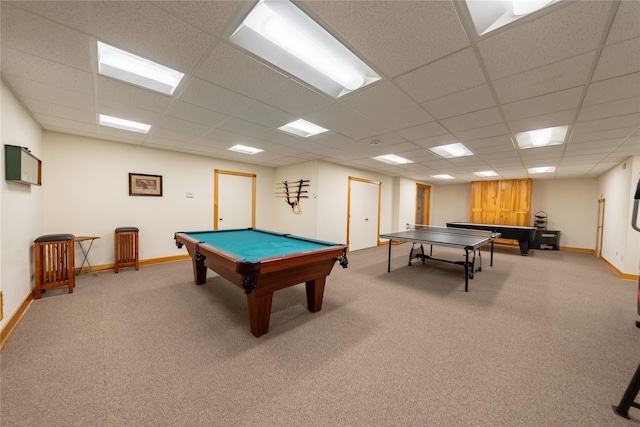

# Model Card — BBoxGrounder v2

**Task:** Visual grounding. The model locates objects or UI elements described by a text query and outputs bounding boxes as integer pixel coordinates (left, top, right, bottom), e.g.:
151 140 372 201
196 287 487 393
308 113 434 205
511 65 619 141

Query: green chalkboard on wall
4 144 41 185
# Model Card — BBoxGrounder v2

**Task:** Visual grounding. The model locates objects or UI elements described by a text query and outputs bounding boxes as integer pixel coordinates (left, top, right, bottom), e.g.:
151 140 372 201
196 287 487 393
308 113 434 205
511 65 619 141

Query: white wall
42 132 276 267
628 155 640 276
531 178 599 249
272 161 319 238
1 80 44 330
431 183 471 226
598 156 640 275
316 161 394 244
395 178 417 230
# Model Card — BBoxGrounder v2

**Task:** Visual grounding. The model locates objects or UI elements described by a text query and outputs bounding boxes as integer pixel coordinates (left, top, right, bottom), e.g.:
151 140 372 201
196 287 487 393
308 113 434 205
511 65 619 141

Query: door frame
596 198 605 257
346 176 381 251
415 183 431 226
214 169 256 230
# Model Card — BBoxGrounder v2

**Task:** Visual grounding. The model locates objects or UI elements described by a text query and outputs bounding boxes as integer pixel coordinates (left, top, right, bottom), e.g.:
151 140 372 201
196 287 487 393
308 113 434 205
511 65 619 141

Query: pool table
174 228 348 337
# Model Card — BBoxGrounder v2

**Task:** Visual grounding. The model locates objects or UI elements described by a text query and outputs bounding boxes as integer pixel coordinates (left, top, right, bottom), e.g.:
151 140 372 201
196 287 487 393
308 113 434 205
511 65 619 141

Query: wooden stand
114 227 139 273
34 234 75 299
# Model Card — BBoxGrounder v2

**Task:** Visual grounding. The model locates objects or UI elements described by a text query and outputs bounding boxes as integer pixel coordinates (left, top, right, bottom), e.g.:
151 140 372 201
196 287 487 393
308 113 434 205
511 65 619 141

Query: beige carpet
1 244 639 426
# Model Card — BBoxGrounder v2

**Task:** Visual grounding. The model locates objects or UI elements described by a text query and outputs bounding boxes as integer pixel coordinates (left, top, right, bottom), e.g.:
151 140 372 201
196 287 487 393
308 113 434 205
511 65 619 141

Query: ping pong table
379 225 500 292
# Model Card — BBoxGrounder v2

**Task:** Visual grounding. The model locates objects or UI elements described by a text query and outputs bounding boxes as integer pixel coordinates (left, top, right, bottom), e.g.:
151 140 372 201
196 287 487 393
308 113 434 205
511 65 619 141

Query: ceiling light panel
465 0 558 36
229 0 380 98
228 144 263 154
373 154 414 165
432 174 455 180
528 166 556 174
429 142 474 158
474 170 499 177
99 114 151 133
278 119 328 138
97 42 184 95
516 125 568 149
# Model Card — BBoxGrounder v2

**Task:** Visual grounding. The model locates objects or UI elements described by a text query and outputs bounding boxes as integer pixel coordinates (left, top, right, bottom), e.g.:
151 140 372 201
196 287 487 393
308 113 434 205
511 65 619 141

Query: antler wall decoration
275 179 309 214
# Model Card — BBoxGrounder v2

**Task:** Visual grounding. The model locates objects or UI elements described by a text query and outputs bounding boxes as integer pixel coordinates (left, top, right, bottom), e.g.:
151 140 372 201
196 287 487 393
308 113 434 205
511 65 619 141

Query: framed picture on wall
129 173 163 196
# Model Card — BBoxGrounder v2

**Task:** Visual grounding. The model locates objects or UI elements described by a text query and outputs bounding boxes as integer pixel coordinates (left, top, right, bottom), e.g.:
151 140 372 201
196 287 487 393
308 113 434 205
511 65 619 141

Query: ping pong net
406 223 500 239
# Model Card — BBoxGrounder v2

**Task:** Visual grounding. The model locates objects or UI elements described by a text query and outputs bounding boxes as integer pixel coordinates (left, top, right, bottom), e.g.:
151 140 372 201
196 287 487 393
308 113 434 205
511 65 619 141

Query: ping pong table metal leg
613 363 640 419
464 249 470 292
408 243 425 266
387 240 392 272
490 241 495 266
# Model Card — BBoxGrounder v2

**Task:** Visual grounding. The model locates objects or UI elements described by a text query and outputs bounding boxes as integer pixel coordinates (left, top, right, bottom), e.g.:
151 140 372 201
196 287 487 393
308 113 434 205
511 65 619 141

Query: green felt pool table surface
180 228 342 261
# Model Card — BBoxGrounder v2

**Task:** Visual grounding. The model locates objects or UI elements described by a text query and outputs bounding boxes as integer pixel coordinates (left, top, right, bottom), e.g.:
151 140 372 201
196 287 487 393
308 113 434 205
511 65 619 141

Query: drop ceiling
1 0 638 184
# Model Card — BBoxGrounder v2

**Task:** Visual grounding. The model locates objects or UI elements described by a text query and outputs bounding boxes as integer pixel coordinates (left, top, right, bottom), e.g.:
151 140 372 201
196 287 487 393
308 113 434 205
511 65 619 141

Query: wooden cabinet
470 179 531 226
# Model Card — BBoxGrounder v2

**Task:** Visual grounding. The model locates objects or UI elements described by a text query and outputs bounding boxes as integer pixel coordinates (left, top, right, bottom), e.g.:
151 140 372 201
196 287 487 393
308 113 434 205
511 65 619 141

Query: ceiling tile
395 122 450 142
570 127 637 144
165 101 230 127
1 48 94 95
258 80 334 118
492 52 595 104
441 107 503 132
577 97 640 122
178 78 253 116
306 1 469 78
606 0 640 45
95 1 213 72
454 123 509 142
478 1 612 80
394 48 486 103
235 101 297 129
508 109 576 133
421 85 495 119
592 37 640 82
196 42 291 100
340 81 433 131
502 87 583 121
150 1 243 37
97 76 173 114
572 114 640 135
583 73 640 105
5 75 95 111
1 3 92 71
306 104 387 140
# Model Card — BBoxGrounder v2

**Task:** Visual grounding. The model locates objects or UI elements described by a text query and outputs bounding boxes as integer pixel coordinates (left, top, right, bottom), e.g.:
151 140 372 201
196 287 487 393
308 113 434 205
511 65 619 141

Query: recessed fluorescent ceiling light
432 174 455 180
466 0 557 36
99 114 151 134
373 154 414 165
528 166 556 174
278 119 328 138
515 125 568 149
228 144 263 155
429 143 473 159
97 41 184 95
474 171 499 177
229 0 380 98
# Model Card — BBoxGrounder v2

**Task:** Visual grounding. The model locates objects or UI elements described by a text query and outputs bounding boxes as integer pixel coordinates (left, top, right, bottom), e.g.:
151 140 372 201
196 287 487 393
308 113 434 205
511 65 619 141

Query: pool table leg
193 253 207 285
306 278 326 312
247 292 274 337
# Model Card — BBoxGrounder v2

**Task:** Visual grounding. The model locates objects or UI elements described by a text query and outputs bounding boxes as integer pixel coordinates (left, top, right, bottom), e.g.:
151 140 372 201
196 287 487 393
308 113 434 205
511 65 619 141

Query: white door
215 170 255 229
348 177 380 251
